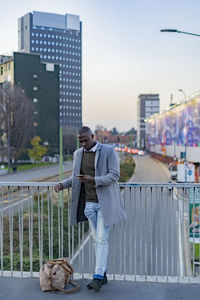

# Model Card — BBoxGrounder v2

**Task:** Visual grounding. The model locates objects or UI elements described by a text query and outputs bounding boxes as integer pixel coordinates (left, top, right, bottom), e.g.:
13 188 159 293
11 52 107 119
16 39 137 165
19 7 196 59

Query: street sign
177 163 195 182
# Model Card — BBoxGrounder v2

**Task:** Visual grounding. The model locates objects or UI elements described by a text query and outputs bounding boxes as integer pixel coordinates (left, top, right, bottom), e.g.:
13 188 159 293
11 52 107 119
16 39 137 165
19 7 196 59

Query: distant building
18 11 82 135
0 52 59 154
137 94 160 149
95 129 135 146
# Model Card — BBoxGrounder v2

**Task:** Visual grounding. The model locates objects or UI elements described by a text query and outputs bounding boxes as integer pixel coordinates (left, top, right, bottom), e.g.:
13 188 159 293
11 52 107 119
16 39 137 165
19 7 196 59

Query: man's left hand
78 175 95 184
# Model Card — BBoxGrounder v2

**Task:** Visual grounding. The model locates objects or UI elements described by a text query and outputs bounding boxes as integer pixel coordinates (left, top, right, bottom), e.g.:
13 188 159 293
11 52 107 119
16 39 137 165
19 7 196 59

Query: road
0 161 73 215
131 155 169 182
0 161 73 182
72 155 181 278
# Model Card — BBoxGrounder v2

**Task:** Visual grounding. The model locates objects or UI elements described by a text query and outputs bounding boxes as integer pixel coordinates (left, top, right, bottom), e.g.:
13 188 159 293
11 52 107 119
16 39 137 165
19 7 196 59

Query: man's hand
77 175 95 184
54 183 63 192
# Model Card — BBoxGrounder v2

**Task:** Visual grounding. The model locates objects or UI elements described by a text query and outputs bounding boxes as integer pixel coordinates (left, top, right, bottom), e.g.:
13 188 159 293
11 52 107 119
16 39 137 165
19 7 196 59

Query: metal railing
0 182 200 283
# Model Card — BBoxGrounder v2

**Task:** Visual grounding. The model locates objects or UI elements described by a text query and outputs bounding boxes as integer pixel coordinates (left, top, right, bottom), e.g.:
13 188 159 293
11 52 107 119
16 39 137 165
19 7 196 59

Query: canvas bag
39 258 79 293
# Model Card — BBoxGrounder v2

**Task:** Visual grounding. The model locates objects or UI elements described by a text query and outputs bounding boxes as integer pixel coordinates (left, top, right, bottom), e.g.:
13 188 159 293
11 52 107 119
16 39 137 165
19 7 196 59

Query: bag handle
47 260 74 275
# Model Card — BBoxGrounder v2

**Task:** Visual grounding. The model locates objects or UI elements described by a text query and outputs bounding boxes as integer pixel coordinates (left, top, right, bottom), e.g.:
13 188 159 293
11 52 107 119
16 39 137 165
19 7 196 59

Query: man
54 126 126 292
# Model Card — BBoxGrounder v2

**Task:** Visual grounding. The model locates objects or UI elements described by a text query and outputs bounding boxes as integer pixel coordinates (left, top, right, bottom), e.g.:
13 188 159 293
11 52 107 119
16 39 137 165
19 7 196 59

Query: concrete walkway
1 277 200 300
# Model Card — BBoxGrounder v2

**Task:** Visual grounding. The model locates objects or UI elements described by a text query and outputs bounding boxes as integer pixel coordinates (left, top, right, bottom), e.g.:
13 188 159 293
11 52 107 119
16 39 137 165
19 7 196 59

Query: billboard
147 97 200 147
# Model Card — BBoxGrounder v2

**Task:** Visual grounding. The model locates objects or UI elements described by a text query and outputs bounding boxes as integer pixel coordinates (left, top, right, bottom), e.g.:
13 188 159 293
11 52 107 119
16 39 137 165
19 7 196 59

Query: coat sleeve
94 147 120 187
61 175 73 189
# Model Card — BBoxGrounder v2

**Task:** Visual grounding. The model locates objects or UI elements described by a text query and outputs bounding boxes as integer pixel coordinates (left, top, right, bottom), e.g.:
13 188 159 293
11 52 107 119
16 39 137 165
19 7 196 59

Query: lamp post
178 89 186 98
160 29 200 181
160 29 200 37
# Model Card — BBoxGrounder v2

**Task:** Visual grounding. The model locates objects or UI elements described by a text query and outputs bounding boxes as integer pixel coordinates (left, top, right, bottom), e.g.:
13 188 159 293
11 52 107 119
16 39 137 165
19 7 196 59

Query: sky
1 0 200 132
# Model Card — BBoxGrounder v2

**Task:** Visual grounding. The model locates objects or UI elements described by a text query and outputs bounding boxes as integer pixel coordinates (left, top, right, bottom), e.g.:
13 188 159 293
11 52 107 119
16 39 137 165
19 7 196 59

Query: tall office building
137 94 160 149
18 11 82 136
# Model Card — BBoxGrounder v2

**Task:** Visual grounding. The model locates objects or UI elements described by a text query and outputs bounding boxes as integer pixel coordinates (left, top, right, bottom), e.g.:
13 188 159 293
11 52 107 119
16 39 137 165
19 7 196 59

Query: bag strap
50 279 80 294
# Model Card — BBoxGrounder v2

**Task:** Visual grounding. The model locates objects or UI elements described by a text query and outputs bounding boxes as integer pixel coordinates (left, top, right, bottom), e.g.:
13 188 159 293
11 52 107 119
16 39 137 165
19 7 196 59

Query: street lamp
160 29 200 37
178 89 186 98
161 28 200 182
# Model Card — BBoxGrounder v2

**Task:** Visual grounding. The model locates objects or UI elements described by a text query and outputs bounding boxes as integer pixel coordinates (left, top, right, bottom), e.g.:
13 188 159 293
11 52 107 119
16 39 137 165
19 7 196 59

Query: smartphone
77 174 84 178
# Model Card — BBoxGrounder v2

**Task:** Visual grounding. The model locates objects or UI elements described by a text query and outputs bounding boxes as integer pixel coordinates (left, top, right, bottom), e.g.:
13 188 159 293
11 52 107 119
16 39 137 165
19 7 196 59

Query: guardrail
0 182 200 283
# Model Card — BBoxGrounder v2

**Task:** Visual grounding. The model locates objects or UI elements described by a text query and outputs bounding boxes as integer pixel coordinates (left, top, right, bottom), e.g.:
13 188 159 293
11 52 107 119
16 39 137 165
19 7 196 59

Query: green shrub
119 156 135 182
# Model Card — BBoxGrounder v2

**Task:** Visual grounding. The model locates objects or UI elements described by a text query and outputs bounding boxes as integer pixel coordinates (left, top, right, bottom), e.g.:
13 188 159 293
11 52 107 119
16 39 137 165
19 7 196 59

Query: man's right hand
54 183 63 192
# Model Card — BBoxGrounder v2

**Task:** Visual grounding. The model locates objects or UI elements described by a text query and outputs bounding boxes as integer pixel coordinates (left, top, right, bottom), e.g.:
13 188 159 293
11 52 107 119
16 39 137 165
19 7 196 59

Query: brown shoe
87 279 103 292
87 274 107 290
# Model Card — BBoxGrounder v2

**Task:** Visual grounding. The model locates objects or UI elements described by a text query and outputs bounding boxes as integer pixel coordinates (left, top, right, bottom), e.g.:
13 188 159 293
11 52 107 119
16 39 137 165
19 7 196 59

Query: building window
33 74 38 79
33 98 38 103
33 86 38 91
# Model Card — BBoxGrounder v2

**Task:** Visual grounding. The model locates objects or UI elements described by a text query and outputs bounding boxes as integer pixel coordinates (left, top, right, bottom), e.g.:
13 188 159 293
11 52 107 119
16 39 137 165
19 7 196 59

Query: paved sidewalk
1 277 200 300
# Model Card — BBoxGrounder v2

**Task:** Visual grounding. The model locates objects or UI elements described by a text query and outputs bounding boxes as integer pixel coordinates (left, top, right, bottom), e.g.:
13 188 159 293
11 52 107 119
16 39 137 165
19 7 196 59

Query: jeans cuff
93 274 104 279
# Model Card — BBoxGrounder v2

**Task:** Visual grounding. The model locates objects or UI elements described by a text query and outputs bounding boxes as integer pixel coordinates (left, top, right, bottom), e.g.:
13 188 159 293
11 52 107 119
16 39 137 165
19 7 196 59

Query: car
138 150 144 156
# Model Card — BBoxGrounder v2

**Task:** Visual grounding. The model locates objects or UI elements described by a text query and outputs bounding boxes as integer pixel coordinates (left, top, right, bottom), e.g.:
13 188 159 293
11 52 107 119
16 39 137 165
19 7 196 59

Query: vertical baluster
50 188 53 259
177 187 180 282
61 190 63 258
139 186 142 276
81 222 84 277
134 186 137 281
144 186 147 280
68 189 71 259
40 189 43 267
160 187 163 277
129 186 133 276
0 188 4 275
58 190 61 258
20 187 24 277
30 187 34 276
150 186 153 277
47 187 50 259
37 187 41 269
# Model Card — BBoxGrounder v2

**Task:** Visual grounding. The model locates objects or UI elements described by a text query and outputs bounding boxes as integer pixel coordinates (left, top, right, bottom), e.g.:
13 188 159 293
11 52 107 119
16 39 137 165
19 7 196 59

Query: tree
27 136 47 162
110 127 119 135
125 127 137 135
0 85 34 163
63 127 77 154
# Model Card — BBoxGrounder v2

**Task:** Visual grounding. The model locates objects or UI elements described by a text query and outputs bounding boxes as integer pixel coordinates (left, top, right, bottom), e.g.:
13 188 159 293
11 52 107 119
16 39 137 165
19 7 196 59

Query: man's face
78 133 95 150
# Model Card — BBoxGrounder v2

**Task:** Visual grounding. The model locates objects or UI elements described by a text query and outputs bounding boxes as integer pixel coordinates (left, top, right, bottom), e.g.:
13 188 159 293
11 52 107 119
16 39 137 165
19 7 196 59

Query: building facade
137 94 160 149
0 52 59 155
18 11 82 134
146 91 200 182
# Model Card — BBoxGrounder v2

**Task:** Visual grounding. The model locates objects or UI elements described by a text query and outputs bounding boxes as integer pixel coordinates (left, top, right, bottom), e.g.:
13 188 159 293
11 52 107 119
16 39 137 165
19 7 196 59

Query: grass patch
1 191 88 272
119 155 135 182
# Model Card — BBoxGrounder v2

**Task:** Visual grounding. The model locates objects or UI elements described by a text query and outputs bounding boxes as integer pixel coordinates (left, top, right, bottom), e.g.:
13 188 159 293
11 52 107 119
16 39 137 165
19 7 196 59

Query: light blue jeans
84 202 111 279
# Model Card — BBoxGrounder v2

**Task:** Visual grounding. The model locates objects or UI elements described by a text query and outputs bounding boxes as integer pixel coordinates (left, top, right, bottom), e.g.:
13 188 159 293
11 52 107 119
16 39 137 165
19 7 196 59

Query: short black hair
78 126 93 135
